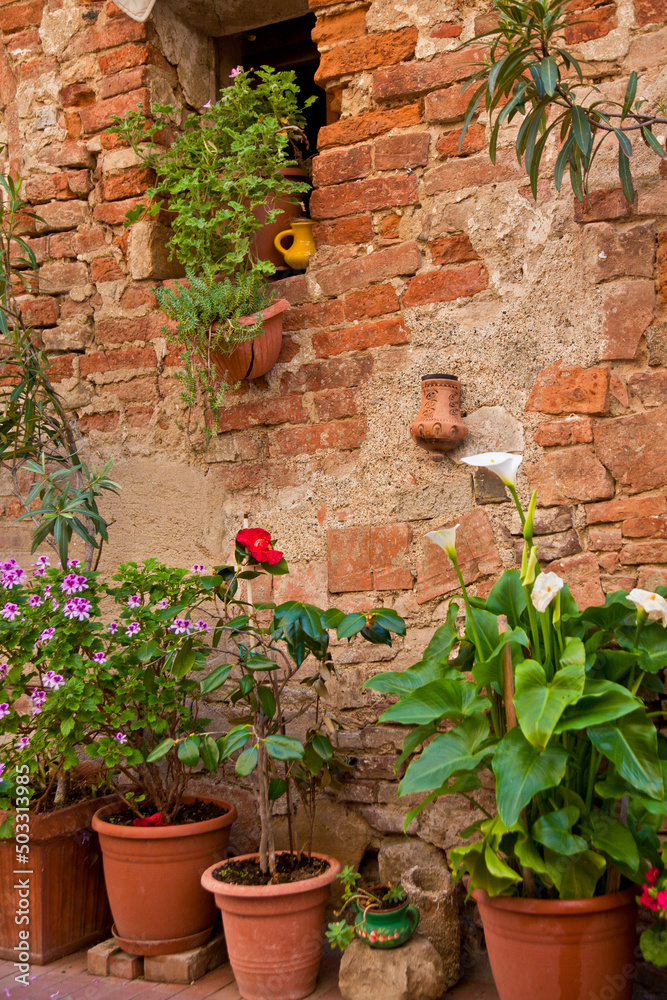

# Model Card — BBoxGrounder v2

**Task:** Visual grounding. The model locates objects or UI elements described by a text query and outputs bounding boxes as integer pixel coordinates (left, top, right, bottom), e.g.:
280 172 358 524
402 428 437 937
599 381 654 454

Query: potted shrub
326 866 420 951
365 452 667 1000
199 527 406 1000
22 559 239 957
108 66 313 438
0 555 118 964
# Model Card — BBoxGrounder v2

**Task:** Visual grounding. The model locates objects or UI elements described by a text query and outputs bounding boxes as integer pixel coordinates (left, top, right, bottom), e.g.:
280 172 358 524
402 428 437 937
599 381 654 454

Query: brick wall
0 0 666 855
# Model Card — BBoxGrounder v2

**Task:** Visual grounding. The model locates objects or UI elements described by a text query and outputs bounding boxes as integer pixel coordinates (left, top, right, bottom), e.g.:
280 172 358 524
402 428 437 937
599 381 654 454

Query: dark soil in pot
108 800 228 826
212 852 329 886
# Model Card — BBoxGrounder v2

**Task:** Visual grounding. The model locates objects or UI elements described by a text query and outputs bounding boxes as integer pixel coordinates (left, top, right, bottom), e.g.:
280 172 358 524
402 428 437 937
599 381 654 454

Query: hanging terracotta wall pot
0 795 117 964
252 167 309 269
92 794 236 957
474 887 637 1000
212 297 291 383
409 374 468 452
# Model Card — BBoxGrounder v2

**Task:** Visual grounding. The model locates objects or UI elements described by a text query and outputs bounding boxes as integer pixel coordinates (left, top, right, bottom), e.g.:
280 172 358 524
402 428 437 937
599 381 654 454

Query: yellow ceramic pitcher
273 219 316 270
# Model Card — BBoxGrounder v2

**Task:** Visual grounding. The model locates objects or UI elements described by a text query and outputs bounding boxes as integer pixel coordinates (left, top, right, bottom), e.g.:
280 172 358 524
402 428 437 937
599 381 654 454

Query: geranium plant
108 67 313 435
366 453 667 899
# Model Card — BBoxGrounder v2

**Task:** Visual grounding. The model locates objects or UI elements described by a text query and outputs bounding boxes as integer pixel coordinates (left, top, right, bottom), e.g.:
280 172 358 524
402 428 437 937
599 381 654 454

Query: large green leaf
485 570 527 629
588 811 639 877
381 678 491 726
532 806 588 856
364 662 459 696
514 654 584 749
264 735 304 761
589 709 664 799
177 736 200 768
235 745 258 776
450 841 521 896
554 679 641 733
399 714 493 796
544 847 606 899
493 728 569 827
637 623 667 674
469 607 529 691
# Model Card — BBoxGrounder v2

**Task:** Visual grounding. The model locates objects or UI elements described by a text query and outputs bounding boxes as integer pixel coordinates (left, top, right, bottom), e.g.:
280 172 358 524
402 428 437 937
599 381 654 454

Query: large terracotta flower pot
201 851 342 1000
0 795 116 964
92 794 236 957
213 297 290 383
251 166 309 269
409 374 469 452
474 887 638 1000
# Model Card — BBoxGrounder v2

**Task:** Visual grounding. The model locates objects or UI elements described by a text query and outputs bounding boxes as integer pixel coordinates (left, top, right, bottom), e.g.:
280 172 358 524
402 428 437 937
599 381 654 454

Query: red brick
217 396 306 434
98 376 158 402
90 256 125 282
79 346 156 376
280 355 374 394
278 336 300 363
26 170 88 204
214 460 304 492
79 88 150 136
534 417 594 447
20 55 58 80
95 314 166 345
403 262 488 307
620 540 667 563
622 516 667 537
315 27 418 83
317 242 422 297
628 371 667 406
66 18 149 58
372 46 486 102
546 552 605 608
120 283 157 310
311 7 368 44
583 221 655 284
637 566 667 590
310 174 418 221
270 274 309 306
16 295 57 328
599 280 655 361
270 418 367 456
527 447 614 505
312 145 372 187
313 387 362 422
417 508 501 604
343 284 400 321
431 21 462 37
0 35 15 107
313 215 374 247
425 150 523 195
98 41 170 75
39 261 88 294
125 405 153 427
589 526 622 550
46 353 75 382
565 3 617 42
573 187 632 223
424 84 472 124
99 66 153 100
318 103 422 150
61 82 96 108
634 0 667 22
35 200 89 234
594 408 667 494
283 300 344 332
38 142 95 169
93 196 147 225
371 523 413 590
5 28 40 58
375 132 430 170
50 228 106 258
102 166 154 202
313 316 410 357
78 411 120 432
328 525 371 592
0 0 43 32
587 495 667 524
526 361 609 415
429 233 479 266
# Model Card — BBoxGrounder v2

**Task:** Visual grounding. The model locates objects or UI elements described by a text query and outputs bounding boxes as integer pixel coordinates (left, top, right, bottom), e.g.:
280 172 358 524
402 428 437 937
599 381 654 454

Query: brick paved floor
0 949 499 1000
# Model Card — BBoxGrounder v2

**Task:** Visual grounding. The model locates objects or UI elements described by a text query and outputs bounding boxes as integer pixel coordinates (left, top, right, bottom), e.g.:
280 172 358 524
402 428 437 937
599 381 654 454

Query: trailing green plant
462 0 667 202
365 452 667 900
107 68 313 435
0 172 119 568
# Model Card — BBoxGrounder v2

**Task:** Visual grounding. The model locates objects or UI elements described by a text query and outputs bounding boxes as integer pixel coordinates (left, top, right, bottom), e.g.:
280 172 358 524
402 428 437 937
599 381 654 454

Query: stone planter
401 866 459 991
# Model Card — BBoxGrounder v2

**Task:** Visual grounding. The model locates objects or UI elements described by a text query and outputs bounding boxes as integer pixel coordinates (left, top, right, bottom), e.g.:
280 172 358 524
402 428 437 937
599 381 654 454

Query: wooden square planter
0 795 116 964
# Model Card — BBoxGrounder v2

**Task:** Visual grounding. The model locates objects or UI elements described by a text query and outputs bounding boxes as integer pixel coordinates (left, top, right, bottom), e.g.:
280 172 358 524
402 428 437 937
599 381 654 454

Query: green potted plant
108 66 313 438
639 859 667 967
365 452 667 1000
326 866 419 952
198 526 406 1000
7 559 239 957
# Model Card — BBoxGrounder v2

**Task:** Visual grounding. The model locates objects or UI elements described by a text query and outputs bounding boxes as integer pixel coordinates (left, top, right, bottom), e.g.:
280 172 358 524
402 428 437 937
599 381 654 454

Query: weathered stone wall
0 0 666 860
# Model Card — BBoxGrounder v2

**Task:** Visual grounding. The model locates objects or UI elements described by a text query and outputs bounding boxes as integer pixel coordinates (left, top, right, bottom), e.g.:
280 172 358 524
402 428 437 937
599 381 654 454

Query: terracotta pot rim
92 793 237 841
238 296 290 328
201 850 342 899
473 886 638 915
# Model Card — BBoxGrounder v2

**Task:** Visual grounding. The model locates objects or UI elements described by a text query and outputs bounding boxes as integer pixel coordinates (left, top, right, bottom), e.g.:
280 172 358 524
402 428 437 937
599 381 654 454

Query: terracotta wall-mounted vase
409 374 469 452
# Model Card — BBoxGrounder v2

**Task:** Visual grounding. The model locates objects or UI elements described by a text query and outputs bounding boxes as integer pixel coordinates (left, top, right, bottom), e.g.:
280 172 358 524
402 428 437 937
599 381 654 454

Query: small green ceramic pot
353 888 420 949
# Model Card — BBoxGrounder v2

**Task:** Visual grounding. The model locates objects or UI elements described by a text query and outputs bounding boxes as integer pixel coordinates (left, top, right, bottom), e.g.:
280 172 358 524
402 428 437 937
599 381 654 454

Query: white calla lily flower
531 572 564 613
628 588 667 626
459 452 523 487
426 525 460 560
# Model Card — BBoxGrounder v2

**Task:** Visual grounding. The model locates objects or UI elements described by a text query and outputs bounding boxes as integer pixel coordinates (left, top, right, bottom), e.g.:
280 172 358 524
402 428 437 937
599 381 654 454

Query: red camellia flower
133 812 166 827
236 528 283 566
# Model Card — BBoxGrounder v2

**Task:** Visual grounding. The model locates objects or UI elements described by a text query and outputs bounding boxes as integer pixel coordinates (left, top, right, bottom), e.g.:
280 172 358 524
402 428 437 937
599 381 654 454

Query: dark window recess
219 13 326 159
